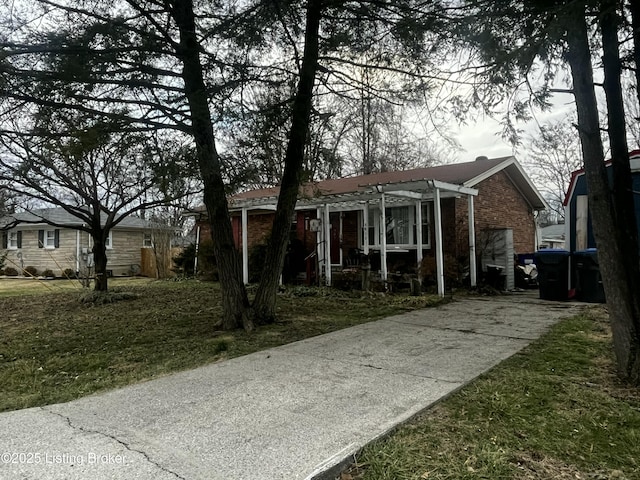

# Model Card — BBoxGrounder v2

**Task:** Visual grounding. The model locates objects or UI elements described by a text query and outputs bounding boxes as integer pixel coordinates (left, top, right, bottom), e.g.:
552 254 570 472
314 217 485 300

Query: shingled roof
0 207 152 229
227 155 546 210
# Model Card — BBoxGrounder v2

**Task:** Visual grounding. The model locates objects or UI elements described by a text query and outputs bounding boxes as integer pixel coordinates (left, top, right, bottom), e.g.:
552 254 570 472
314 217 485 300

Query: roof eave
464 156 548 211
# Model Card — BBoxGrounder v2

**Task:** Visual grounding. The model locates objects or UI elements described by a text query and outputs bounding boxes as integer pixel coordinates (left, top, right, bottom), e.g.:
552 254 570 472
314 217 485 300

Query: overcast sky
452 117 514 161
450 91 577 163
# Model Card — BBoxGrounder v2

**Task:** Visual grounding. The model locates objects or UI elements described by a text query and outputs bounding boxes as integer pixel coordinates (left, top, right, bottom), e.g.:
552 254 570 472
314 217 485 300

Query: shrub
23 266 38 277
4 267 19 276
42 269 55 278
63 268 77 279
78 291 138 304
197 239 218 280
286 285 320 297
172 243 196 276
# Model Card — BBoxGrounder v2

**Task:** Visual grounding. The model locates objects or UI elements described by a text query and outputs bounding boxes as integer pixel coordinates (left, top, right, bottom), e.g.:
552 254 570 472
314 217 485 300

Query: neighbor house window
8 231 21 250
363 202 431 248
45 230 55 248
38 229 59 249
143 233 153 248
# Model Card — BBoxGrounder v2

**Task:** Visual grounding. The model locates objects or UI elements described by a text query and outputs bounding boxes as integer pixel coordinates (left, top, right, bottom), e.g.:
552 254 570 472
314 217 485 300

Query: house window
413 203 431 246
143 233 153 248
363 202 431 248
366 209 375 246
385 206 411 244
38 229 60 249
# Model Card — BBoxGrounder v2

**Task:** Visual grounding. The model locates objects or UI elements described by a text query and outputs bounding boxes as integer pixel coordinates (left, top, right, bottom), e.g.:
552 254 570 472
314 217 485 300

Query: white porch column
324 203 332 286
316 207 323 279
76 230 81 273
339 213 344 266
362 203 370 254
194 225 201 276
467 195 477 287
415 200 423 267
380 192 388 282
242 207 249 284
433 187 445 296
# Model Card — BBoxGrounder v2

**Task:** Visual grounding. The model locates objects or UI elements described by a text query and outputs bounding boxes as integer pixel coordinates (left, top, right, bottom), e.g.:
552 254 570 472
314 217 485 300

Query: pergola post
242 207 249 284
433 186 445 296
380 192 388 282
362 202 370 255
324 203 332 286
194 224 201 276
468 195 477 287
316 207 323 280
339 212 344 266
415 200 423 267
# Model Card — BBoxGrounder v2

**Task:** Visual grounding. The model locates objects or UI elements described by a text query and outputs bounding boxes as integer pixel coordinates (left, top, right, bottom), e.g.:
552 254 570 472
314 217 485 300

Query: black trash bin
574 248 605 303
534 249 571 301
485 264 505 290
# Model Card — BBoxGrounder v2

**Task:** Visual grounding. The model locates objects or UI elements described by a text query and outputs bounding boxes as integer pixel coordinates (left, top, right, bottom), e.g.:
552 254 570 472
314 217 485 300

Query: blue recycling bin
534 249 571 301
573 249 605 303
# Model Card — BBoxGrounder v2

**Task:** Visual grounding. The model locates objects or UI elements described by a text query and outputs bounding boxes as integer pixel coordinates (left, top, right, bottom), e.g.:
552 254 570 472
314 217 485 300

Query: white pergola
230 178 478 296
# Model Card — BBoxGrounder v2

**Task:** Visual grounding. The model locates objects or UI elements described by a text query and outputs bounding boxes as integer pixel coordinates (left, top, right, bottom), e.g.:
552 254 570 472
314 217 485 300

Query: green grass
0 279 441 412
343 307 640 480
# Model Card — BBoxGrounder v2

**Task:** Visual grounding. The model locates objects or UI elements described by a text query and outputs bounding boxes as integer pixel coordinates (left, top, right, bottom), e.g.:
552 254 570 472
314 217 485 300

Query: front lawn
0 279 439 412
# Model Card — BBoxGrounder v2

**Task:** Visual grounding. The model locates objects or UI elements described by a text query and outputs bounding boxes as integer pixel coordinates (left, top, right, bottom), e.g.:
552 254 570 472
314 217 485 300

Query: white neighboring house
0 208 154 277
538 224 566 250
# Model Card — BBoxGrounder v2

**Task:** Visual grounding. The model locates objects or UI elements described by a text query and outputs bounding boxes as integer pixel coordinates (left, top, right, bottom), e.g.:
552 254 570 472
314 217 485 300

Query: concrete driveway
0 292 583 480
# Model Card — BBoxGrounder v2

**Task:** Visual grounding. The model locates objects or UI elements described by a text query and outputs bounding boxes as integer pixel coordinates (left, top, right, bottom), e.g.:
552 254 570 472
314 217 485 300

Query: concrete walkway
1 293 582 480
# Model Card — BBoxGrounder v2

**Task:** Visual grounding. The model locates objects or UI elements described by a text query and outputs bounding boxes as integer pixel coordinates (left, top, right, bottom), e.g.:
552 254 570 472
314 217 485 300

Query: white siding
3 227 148 277
3 228 76 276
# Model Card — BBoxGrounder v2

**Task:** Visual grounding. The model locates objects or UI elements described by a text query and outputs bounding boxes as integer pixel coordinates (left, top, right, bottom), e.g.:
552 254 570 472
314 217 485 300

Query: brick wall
455 169 536 255
246 213 274 248
197 212 276 250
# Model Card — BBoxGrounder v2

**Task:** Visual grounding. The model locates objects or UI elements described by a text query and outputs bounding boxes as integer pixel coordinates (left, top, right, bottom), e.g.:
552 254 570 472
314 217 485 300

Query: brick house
193 156 547 293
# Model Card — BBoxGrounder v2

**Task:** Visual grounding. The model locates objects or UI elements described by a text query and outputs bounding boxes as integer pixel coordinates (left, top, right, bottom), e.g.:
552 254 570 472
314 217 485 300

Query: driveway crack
389 320 536 341
41 407 186 480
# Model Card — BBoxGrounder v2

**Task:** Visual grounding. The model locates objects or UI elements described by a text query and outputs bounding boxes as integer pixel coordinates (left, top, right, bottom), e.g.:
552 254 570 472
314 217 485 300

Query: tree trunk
251 0 323 324
630 0 640 109
599 0 640 384
170 0 253 331
92 233 109 292
565 1 640 384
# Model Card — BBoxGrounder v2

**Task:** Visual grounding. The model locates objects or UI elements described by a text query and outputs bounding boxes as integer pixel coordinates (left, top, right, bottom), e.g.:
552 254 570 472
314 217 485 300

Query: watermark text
1 451 127 466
